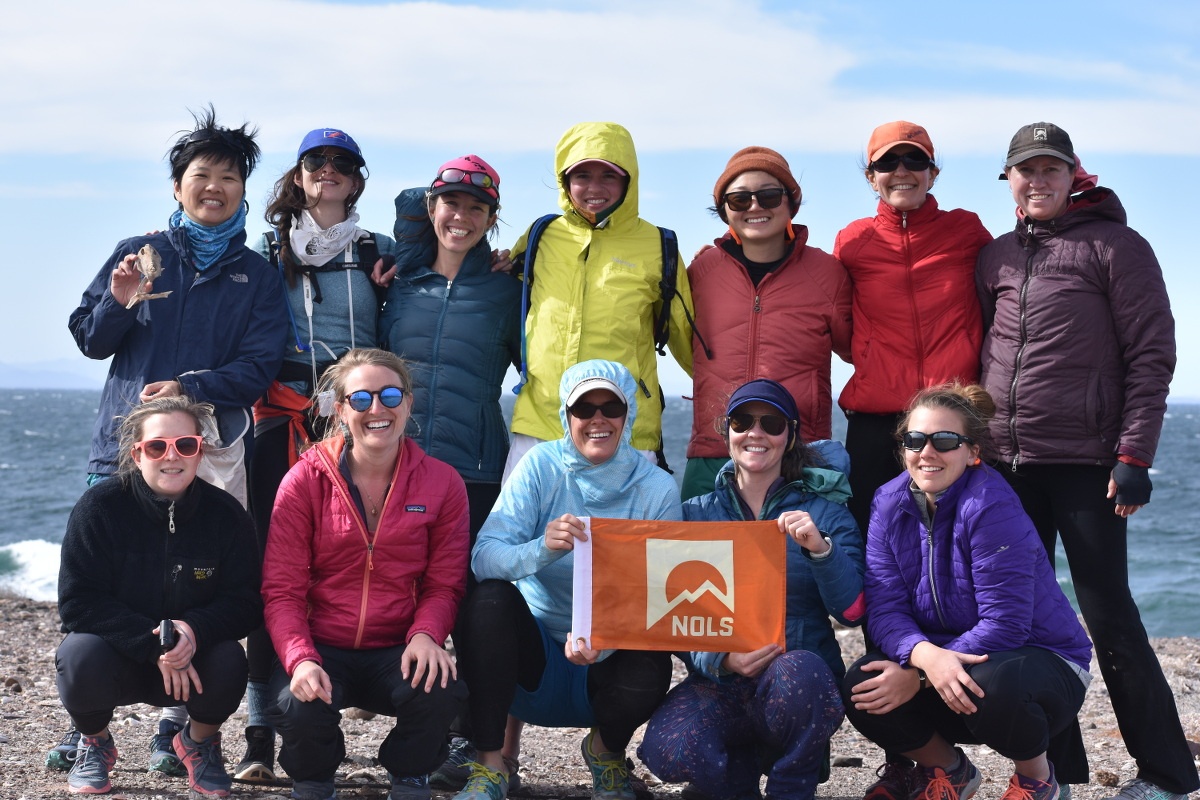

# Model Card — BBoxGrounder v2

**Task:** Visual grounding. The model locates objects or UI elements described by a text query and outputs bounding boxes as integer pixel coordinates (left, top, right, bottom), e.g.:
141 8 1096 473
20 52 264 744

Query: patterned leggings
638 650 844 800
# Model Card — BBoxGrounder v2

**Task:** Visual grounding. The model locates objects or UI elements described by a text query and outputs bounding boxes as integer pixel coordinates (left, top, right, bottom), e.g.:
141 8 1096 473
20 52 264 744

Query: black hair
166 104 261 183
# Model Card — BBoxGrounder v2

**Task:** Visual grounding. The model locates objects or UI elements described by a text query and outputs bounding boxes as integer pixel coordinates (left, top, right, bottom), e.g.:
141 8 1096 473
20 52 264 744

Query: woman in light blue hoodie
452 359 681 800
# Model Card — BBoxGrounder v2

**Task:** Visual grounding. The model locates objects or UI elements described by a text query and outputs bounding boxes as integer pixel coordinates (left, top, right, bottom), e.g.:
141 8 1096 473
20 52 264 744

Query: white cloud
9 0 1196 159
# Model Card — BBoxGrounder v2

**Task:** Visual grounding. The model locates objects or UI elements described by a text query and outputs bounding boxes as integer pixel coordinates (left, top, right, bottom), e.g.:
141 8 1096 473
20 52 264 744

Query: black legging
1004 463 1200 794
246 421 291 684
843 647 1088 783
456 579 671 753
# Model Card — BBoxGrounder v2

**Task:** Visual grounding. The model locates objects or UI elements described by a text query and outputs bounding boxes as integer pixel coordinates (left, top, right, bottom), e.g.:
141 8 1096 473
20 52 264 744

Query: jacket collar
875 194 941 229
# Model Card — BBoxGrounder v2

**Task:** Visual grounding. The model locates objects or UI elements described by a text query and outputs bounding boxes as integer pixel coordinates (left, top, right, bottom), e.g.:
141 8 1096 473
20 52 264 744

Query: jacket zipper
925 514 949 630
317 446 388 649
1008 221 1038 471
162 501 179 618
900 211 927 387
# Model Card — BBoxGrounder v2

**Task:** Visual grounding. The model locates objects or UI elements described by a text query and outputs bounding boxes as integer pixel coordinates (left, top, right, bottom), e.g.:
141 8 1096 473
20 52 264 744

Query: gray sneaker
1101 779 1189 800
291 779 337 800
67 733 118 795
173 728 233 797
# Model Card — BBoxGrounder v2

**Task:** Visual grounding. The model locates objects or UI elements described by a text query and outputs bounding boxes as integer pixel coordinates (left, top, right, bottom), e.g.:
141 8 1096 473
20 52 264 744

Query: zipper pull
754 295 761 314
367 543 375 571
168 501 176 535
638 379 651 398
171 564 182 583
902 211 908 229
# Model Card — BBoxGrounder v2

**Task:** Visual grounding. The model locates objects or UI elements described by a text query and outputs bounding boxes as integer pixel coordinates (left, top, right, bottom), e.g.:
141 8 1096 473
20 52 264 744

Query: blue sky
3 0 1199 398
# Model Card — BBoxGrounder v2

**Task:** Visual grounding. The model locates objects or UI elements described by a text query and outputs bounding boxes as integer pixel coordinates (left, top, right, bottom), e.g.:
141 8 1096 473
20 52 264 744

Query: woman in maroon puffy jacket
977 122 1195 800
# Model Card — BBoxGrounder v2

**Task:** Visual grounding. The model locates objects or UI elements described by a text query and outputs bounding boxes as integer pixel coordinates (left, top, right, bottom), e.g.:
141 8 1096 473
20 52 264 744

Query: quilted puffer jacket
835 195 992 414
262 436 469 674
866 464 1091 671
976 188 1175 467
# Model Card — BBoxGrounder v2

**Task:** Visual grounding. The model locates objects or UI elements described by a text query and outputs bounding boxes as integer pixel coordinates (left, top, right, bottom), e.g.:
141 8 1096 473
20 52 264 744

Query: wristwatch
916 668 929 689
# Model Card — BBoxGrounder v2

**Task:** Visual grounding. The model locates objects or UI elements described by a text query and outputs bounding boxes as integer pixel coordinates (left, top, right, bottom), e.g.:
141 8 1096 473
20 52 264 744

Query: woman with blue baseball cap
640 378 864 800
239 127 400 782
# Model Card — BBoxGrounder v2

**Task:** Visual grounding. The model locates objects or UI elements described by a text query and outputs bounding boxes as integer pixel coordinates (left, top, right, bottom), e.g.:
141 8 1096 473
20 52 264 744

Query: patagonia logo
405 505 427 513
192 567 216 580
230 273 248 283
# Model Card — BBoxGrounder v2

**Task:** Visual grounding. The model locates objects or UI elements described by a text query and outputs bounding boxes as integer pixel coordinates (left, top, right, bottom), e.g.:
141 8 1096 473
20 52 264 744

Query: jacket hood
554 122 640 226
557 359 639 448
392 186 492 279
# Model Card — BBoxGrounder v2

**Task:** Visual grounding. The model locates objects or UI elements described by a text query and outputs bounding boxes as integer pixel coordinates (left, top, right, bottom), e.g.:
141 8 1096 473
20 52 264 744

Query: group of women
55 110 1194 800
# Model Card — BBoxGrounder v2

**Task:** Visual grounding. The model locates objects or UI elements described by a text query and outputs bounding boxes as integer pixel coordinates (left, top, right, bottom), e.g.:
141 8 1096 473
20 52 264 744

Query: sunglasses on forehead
725 412 790 437
721 187 789 213
301 152 359 176
344 386 405 413
436 168 496 190
902 430 974 452
136 435 203 460
869 152 933 173
568 400 627 420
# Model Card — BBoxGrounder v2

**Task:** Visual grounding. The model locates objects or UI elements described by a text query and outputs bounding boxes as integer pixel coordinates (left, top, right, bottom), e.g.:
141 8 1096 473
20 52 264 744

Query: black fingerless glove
1113 461 1153 506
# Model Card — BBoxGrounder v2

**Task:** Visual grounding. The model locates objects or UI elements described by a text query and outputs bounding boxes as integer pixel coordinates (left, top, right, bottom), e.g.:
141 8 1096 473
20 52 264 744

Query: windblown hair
897 382 996 462
115 396 213 481
314 348 413 442
166 104 261 183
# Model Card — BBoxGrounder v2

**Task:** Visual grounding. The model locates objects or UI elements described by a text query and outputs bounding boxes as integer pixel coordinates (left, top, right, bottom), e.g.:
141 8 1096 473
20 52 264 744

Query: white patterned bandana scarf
289 210 366 267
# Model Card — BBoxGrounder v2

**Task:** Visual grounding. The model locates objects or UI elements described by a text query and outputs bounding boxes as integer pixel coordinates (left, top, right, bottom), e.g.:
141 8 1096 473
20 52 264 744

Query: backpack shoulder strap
654 226 711 359
513 214 562 395
654 227 680 355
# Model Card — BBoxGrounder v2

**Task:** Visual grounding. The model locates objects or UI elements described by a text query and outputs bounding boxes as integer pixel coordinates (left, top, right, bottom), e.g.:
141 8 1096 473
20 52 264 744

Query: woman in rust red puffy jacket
681 146 853 500
261 348 469 800
833 121 992 541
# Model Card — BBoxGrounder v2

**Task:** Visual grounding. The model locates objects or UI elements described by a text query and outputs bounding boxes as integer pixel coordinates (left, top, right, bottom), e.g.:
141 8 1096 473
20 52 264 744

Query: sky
3 0 1199 398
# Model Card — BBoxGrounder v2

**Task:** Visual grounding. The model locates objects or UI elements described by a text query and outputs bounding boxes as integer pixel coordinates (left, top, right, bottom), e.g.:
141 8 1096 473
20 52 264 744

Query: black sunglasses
344 386 405 413
903 430 974 452
722 187 789 212
302 152 359 176
870 152 933 173
568 400 627 420
726 412 790 437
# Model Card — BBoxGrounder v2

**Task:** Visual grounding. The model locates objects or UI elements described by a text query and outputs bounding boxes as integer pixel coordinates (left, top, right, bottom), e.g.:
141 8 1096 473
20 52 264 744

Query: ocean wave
0 540 60 602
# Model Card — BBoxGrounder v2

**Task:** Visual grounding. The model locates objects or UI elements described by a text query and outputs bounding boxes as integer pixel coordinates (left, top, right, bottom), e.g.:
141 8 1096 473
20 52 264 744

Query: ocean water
2 390 1198 637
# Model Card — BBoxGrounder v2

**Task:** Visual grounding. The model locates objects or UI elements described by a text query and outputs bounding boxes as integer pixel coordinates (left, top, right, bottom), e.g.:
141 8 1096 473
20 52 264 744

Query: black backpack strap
354 233 390 306
513 214 562 395
655 227 710 359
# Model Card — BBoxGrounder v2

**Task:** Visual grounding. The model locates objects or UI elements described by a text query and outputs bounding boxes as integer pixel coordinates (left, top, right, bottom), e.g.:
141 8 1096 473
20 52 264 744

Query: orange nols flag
571 517 786 653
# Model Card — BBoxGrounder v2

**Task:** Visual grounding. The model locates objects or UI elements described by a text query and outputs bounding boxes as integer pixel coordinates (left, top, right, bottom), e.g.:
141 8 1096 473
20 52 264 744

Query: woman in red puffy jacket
834 121 992 543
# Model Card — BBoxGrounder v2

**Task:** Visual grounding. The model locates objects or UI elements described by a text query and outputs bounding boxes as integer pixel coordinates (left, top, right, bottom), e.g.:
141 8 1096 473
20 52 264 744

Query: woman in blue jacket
639 378 865 800
843 384 1092 800
381 155 521 538
451 360 680 800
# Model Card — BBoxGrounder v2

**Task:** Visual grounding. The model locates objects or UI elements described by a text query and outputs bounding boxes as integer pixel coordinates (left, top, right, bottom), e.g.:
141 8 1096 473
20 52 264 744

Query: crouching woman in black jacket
55 395 262 797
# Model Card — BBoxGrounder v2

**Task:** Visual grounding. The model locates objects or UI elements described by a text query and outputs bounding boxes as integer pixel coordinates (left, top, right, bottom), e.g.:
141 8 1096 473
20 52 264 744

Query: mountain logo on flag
644 539 735 629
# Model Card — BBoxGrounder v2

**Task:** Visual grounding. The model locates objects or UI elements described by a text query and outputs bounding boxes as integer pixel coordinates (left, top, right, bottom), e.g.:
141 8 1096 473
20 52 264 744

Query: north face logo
644 538 735 629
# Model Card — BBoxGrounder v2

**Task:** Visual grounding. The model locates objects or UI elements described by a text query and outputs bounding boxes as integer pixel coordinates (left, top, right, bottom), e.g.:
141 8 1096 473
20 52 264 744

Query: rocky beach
1 595 1197 800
